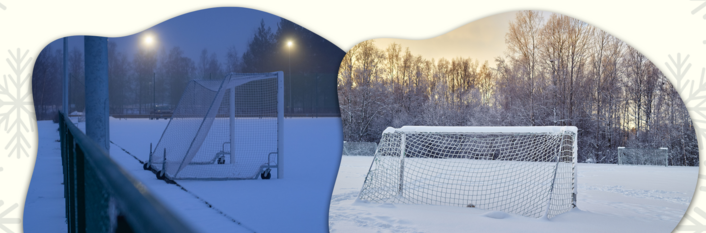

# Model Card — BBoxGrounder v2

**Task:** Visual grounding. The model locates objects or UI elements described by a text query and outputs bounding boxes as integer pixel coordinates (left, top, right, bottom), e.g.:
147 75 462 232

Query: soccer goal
342 141 378 156
147 72 284 180
357 126 578 219
617 147 668 166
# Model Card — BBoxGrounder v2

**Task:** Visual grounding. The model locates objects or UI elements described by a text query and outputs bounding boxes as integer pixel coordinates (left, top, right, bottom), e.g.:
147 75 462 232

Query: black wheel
156 170 165 180
143 163 150 170
260 169 271 179
217 156 226 164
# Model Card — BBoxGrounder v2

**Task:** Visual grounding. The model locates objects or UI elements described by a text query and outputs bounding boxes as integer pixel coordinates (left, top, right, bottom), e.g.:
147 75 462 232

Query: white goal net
149 72 284 180
357 126 578 219
617 147 668 166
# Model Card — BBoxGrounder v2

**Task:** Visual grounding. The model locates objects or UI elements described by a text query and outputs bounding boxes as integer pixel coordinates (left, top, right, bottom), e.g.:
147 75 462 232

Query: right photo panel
330 11 699 233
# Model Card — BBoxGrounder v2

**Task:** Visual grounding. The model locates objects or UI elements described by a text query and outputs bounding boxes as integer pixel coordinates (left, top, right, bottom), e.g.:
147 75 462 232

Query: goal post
149 72 284 180
617 147 668 167
358 126 578 219
277 71 284 179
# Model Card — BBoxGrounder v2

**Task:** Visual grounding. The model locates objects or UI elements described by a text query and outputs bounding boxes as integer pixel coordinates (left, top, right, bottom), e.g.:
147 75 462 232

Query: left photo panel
25 7 344 233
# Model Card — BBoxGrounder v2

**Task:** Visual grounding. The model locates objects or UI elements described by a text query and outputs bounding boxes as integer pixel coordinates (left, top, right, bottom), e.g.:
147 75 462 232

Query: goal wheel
217 156 226 164
260 169 271 180
156 170 165 180
143 163 150 170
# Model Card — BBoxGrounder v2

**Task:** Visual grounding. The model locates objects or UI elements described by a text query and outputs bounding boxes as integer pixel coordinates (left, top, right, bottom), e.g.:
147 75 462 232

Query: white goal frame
149 72 284 180
358 126 578 219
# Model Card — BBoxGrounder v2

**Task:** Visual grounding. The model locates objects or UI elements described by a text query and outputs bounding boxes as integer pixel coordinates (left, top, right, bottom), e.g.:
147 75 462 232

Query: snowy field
23 118 701 233
329 156 699 233
25 118 343 233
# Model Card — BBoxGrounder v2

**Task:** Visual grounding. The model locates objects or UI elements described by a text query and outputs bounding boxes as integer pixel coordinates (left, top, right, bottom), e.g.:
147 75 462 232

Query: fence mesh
358 127 577 219
151 73 280 179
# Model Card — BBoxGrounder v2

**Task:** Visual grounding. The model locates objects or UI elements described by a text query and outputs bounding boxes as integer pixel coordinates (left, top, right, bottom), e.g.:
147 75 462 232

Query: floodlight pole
83 36 117 231
153 72 156 113
288 48 292 115
550 59 557 126
230 77 236 164
85 36 110 151
62 38 69 115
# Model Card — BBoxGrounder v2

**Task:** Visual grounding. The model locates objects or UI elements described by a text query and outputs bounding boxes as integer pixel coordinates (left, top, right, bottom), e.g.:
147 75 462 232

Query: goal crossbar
384 126 578 134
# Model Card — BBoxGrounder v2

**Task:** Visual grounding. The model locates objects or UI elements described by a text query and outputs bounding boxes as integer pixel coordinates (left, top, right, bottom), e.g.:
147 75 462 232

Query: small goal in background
617 147 668 167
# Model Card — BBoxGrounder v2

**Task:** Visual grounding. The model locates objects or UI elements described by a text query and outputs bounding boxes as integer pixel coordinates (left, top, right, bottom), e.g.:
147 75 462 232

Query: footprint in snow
483 211 510 219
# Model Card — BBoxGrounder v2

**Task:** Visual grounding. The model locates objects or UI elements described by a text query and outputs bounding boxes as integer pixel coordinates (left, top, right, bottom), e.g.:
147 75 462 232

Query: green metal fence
59 112 196 233
37 73 341 120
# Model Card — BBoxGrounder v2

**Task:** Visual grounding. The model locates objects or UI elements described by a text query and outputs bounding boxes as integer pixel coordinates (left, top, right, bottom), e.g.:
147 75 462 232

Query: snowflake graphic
677 207 706 232
0 49 35 158
665 54 706 131
0 200 20 233
692 0 706 19
665 54 706 100
668 53 706 232
690 0 706 43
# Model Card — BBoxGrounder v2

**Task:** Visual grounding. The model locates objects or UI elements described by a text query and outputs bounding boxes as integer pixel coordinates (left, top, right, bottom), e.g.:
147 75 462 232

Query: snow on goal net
357 126 578 219
617 147 668 166
150 72 284 180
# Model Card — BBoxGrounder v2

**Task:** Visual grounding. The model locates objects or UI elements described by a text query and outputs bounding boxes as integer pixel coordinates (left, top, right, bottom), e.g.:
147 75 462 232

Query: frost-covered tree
337 11 698 166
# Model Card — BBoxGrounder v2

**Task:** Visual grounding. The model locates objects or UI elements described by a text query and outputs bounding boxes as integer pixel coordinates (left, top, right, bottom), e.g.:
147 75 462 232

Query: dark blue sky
46 7 281 64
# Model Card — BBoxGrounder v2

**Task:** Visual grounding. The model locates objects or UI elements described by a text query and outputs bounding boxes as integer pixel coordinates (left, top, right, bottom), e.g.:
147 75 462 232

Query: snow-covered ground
25 118 343 233
329 156 699 233
23 121 67 233
24 118 700 233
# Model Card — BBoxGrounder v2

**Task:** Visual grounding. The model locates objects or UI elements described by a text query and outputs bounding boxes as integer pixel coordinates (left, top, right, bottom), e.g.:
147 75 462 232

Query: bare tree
506 10 543 125
162 46 195 106
225 46 242 73
335 11 698 166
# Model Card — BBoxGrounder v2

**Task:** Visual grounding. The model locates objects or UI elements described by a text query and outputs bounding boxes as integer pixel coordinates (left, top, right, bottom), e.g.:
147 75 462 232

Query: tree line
32 18 344 119
338 11 698 165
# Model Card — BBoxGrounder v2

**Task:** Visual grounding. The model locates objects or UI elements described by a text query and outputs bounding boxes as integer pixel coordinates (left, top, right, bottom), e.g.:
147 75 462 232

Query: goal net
357 126 578 219
617 147 668 166
149 72 284 180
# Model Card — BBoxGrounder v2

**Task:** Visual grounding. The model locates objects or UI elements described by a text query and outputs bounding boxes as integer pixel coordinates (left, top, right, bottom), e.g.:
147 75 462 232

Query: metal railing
59 112 196 233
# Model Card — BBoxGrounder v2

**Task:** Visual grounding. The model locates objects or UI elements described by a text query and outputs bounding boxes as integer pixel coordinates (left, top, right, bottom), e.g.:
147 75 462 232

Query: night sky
45 7 281 64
